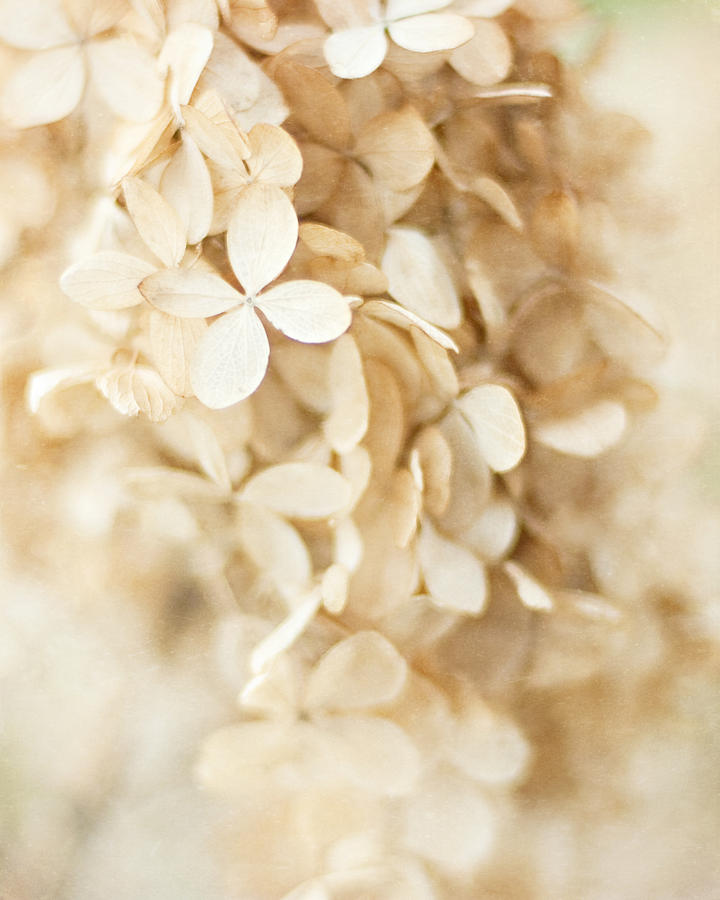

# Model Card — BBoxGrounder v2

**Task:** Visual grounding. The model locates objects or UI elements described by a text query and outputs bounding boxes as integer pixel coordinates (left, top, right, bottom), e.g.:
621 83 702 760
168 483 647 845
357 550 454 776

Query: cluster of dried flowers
2 0 716 898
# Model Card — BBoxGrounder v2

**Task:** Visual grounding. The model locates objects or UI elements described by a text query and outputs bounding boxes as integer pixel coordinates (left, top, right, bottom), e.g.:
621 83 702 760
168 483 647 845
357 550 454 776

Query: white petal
403 770 495 872
241 463 352 519
386 0 453 17
419 517 487 614
257 281 351 344
323 26 387 80
304 631 407 714
323 334 369 453
456 383 526 473
388 13 473 53
60 251 155 310
362 299 458 351
448 697 531 786
26 364 102 413
0 0 76 49
141 268 241 317
227 183 298 297
191 304 269 408
249 591 322 674
382 228 461 329
504 560 554 611
160 135 214 244
533 400 627 458
160 24 214 108
246 123 303 187
122 176 187 269
148 310 207 397
448 19 512 86
0 46 85 129
97 365 181 422
321 715 421 796
314 0 380 30
87 39 164 122
238 502 312 592
180 102 250 171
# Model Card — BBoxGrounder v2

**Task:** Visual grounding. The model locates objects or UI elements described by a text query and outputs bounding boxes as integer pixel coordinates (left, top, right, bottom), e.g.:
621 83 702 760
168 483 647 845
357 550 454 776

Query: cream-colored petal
504 560 554 611
180 103 250 171
87 39 164 122
191 304 269 408
257 281 351 344
249 590 322 674
456 383 526 473
323 334 369 453
388 13 473 53
382 228 461 329
448 19 512 86
362 299 459 351
60 251 155 310
122 176 187 269
454 0 514 14
314 0 380 30
320 715 421 796
246 123 303 187
418 517 488 614
304 631 407 714
238 502 313 591
299 223 365 263
240 462 352 519
159 23 214 108
160 135 214 245
0 46 85 129
386 0 453 16
354 105 435 192
324 26 388 81
141 268 241 317
96 365 181 422
227 183 298 297
0 0 76 49
148 310 207 397
533 400 627 458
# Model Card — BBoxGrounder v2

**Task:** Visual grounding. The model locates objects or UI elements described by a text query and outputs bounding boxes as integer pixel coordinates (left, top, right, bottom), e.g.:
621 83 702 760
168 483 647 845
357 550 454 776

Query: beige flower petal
419 517 488 614
456 383 526 473
141 268 241 317
0 0 76 49
354 105 435 192
386 0 454 17
238 502 312 591
413 425 452 517
304 631 407 713
299 223 365 264
448 19 512 86
320 563 350 614
280 881 330 900
324 25 388 80
411 326 459 401
447 697 531 786
60 251 155 310
323 334 369 453
148 309 207 397
181 411 232 490
87 39 164 122
26 364 102 413
321 715 421 796
388 13 473 53
191 303 269 408
0 46 85 129
315 0 380 30
249 590 322 674
160 23 214 108
247 123 303 187
504 560 554 611
382 228 461 329
160 135 213 245
533 399 627 458
96 365 181 422
180 102 250 171
227 183 298 297
362 299 459 352
455 0 514 14
257 281 351 344
241 462 352 519
403 770 495 872
122 176 187 269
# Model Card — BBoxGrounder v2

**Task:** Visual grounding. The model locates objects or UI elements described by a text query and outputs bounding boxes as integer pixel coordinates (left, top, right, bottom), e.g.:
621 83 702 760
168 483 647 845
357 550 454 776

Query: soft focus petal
246 123 303 187
0 46 85 129
0 0 76 49
160 135 214 245
122 176 187 269
141 268 242 318
418 517 488 614
240 463 352 519
60 252 155 310
87 39 164 122
191 304 269 408
456 383 526 472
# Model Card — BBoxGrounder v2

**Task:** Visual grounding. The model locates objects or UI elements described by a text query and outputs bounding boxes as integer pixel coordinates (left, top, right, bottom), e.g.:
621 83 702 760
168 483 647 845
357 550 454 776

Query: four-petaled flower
141 183 353 408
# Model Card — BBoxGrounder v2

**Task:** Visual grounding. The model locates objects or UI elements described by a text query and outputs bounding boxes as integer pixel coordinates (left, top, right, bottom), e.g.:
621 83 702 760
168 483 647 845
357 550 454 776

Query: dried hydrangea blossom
1 0 717 897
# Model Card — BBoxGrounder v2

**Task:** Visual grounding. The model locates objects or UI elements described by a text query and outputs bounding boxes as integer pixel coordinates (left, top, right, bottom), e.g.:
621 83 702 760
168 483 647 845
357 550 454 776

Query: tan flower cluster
3 1 714 898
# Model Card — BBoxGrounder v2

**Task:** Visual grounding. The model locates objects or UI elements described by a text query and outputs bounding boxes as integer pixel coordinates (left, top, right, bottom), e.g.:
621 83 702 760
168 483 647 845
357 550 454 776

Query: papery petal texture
257 281 351 343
